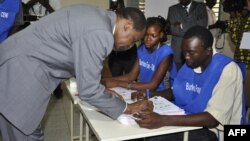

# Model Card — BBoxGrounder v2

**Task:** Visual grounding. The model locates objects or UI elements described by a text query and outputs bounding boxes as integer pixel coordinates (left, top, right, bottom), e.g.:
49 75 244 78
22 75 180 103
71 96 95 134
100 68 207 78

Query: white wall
144 0 178 18
59 0 235 58
61 0 109 9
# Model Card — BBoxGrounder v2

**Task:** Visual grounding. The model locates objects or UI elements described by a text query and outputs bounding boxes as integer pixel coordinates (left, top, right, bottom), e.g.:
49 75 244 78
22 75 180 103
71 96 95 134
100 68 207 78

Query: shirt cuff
180 23 183 29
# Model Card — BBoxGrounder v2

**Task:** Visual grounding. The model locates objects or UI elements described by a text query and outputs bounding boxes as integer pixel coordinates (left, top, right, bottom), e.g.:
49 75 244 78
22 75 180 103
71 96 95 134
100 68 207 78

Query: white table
64 78 81 141
77 100 201 141
64 82 201 141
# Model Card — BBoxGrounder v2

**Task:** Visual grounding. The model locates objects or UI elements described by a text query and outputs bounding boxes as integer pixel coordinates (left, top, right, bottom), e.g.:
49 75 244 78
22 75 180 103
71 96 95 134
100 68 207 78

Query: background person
223 0 250 109
102 16 177 91
167 0 208 70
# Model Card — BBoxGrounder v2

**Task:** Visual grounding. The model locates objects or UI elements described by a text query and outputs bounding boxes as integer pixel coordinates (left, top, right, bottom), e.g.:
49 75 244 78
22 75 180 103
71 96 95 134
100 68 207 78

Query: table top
64 79 201 141
78 102 201 141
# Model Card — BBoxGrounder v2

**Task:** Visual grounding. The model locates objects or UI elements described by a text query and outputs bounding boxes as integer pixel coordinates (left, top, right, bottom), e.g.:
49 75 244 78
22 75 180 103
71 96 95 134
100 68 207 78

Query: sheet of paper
149 96 185 115
118 96 185 125
240 32 250 49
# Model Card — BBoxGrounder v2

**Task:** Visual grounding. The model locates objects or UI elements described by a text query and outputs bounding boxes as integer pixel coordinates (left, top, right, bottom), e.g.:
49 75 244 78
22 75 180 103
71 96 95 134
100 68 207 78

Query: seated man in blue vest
133 25 246 141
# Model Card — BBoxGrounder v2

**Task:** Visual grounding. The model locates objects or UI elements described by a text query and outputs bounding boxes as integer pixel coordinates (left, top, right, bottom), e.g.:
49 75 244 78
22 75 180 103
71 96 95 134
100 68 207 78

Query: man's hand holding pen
124 100 153 116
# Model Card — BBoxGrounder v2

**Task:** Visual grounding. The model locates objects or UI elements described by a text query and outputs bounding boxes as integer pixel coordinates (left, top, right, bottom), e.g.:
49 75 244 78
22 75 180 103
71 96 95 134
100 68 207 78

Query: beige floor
42 83 98 141
0 83 96 141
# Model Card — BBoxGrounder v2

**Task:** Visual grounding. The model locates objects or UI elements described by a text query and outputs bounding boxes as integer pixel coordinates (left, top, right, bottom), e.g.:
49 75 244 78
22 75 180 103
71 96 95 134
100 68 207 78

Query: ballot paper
150 96 185 115
118 96 185 125
239 32 250 49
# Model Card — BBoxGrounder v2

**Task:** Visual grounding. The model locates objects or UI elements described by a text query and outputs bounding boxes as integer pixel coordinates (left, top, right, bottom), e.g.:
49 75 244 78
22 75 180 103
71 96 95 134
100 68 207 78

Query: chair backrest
236 61 247 125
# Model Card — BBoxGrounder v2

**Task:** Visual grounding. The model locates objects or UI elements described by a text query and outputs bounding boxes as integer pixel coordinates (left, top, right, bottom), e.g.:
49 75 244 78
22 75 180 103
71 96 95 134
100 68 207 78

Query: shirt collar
113 24 116 35
183 2 192 11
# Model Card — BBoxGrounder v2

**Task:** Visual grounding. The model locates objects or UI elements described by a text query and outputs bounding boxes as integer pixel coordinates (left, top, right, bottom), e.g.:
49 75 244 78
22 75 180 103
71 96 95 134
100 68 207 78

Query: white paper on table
240 32 250 49
117 96 185 125
149 96 185 115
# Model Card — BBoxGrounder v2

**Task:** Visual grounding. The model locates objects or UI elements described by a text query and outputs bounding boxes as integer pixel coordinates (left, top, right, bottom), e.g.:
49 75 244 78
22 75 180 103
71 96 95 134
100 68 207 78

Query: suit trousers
0 114 44 141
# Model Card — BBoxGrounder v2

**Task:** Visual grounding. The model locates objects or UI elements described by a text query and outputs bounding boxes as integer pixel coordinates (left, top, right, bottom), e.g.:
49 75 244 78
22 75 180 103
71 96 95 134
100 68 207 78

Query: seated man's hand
136 112 166 129
125 100 153 115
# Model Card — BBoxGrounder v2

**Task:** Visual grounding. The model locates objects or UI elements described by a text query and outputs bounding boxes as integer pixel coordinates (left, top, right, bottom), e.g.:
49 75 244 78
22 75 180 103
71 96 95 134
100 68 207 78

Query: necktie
183 6 189 17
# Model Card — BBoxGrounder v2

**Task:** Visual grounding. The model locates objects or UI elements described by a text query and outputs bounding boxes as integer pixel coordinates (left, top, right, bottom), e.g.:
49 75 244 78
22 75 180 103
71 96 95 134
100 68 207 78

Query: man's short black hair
183 25 213 49
116 7 146 31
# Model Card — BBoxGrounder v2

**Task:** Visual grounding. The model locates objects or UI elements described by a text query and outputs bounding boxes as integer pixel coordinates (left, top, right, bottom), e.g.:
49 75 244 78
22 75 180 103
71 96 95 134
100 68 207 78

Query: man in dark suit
167 0 208 70
0 5 152 141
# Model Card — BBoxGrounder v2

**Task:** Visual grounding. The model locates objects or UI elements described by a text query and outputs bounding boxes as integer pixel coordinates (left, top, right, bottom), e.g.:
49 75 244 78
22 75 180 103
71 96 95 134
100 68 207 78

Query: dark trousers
146 128 217 141
108 57 136 77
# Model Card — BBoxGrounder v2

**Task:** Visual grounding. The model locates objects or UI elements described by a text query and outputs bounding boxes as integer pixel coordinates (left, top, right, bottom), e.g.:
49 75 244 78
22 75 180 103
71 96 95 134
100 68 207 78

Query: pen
146 89 150 99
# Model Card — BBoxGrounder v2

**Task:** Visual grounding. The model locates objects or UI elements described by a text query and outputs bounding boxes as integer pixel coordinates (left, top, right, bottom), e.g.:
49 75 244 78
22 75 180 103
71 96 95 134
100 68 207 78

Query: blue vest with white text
173 54 232 114
138 44 177 91
0 0 20 43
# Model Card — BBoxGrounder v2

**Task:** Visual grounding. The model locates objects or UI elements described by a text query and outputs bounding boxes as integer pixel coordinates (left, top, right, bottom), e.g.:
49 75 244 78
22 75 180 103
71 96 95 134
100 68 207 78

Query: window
212 0 222 20
139 0 145 13
126 0 145 13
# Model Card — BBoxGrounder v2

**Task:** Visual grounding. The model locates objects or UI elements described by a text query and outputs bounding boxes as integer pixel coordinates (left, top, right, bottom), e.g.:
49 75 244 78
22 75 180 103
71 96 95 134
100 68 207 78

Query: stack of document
150 96 185 115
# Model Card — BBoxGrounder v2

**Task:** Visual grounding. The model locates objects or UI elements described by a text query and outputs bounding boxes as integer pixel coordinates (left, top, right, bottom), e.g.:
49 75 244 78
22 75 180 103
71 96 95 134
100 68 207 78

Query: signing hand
125 100 153 115
136 112 166 129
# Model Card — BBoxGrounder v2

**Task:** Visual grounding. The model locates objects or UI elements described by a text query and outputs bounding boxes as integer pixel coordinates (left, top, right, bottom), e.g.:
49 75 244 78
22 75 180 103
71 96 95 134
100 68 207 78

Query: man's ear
160 32 164 39
124 20 133 31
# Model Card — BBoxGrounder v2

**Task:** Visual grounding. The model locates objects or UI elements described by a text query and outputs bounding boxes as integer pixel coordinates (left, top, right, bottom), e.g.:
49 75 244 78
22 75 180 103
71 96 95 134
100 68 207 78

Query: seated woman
102 16 176 91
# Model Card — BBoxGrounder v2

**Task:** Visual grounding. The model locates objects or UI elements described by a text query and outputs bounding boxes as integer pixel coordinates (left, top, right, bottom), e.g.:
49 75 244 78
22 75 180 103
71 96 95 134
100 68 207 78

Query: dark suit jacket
167 1 208 67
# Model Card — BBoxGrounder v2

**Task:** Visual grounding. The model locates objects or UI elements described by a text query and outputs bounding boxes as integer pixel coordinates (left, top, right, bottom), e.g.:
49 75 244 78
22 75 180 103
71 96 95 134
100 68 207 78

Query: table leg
70 102 74 141
85 122 90 141
183 131 189 141
79 113 83 141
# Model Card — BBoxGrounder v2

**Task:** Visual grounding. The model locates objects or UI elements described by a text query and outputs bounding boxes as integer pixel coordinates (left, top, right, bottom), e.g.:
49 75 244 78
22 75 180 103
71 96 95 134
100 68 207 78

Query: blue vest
173 54 232 114
0 0 20 43
138 44 177 91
